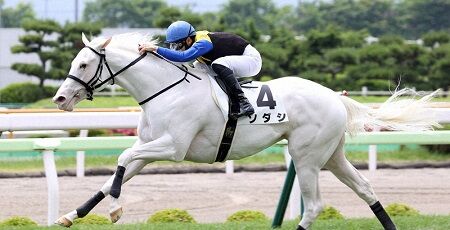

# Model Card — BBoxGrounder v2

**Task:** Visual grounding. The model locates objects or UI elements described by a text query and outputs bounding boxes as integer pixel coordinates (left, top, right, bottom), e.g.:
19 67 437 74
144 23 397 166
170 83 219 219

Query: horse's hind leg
288 132 343 230
55 159 147 227
324 136 397 230
294 165 322 230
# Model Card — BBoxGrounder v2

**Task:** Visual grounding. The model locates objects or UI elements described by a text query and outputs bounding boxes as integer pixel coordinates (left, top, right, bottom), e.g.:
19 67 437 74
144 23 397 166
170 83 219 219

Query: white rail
1 109 449 176
0 112 140 131
0 108 448 132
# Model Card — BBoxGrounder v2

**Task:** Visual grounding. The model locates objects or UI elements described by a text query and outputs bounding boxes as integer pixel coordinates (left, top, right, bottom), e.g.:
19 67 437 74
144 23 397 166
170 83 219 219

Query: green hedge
386 203 420 217
317 206 344 220
73 214 111 225
147 208 196 223
0 82 57 103
0 216 37 227
226 210 268 222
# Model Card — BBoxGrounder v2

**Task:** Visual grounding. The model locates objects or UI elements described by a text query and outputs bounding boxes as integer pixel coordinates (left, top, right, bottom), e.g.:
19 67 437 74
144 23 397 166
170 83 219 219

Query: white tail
340 89 442 136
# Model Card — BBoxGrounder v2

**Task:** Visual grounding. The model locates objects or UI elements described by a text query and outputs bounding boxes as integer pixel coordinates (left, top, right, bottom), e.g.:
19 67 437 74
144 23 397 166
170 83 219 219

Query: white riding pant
211 44 262 78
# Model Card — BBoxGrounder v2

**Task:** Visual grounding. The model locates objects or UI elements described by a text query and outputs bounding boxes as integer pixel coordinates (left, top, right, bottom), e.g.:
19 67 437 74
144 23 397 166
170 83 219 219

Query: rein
139 52 202 105
67 46 201 106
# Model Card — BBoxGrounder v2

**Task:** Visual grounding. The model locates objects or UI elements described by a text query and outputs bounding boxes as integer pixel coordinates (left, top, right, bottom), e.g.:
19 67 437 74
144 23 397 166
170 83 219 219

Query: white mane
91 32 160 53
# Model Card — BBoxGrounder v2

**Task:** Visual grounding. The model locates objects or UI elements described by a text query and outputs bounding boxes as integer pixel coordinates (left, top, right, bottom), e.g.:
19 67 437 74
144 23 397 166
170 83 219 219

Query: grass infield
1 146 449 173
0 215 449 229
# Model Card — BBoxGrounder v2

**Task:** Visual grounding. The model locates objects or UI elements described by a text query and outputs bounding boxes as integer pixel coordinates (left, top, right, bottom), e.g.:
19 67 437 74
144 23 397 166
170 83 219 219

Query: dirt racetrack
1 168 449 225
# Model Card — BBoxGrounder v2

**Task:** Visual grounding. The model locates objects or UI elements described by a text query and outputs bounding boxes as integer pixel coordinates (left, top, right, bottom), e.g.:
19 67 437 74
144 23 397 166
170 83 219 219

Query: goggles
169 42 185 50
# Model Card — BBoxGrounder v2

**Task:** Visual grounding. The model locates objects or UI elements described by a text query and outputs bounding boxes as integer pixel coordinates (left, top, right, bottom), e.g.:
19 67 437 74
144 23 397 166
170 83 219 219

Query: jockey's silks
195 31 249 65
156 31 249 65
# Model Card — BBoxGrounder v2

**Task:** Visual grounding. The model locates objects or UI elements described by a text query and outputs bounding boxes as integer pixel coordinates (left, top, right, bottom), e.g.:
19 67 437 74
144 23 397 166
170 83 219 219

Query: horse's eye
80 64 87 69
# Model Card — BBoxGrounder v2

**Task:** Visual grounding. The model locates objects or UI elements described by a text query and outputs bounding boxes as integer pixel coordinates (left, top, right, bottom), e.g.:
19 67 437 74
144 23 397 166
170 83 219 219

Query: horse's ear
102 37 112 48
81 32 90 46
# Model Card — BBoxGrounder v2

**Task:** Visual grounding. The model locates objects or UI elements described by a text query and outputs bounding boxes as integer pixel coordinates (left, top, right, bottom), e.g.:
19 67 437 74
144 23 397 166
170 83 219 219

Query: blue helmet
165 21 196 43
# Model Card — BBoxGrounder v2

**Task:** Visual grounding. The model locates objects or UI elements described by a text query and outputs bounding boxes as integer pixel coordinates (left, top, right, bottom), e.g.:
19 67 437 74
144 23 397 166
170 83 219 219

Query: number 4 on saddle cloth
196 63 289 162
213 79 290 124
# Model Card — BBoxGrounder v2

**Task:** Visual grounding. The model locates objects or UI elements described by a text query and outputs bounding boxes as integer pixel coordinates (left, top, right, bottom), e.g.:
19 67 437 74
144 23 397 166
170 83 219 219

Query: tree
430 57 450 92
254 26 303 80
422 31 450 48
403 0 450 38
10 19 61 87
256 43 288 80
220 0 279 32
153 6 202 28
306 26 343 55
51 22 102 79
378 34 404 45
324 48 357 81
83 0 167 27
358 44 390 65
197 12 224 31
307 0 401 36
153 6 182 28
387 44 427 87
426 44 450 91
346 38 428 90
292 0 443 37
0 1 35 27
10 19 102 87
340 30 368 48
293 2 325 33
346 64 395 90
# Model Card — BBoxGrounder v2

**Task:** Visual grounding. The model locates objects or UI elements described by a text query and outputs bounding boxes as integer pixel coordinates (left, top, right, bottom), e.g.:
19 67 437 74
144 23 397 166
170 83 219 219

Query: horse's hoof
54 216 72 228
110 206 123 223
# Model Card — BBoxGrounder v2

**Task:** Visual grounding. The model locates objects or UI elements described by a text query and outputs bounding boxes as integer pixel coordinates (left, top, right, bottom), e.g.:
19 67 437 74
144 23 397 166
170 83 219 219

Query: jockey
138 20 262 118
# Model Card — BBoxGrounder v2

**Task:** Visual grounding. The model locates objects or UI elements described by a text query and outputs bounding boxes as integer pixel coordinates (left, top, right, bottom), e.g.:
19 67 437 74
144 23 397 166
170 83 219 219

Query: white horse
53 33 439 230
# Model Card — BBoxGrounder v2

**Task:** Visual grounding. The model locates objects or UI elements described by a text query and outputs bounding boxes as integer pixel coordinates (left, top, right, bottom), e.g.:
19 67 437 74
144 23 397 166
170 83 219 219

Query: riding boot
212 64 255 118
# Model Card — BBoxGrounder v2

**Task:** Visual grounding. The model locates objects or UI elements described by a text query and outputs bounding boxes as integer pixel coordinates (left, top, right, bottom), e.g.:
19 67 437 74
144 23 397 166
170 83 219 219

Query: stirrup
230 107 254 119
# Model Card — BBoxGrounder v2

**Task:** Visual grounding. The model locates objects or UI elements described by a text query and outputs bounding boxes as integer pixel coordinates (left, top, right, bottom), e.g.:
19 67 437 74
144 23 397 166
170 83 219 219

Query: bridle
67 46 147 101
66 45 201 106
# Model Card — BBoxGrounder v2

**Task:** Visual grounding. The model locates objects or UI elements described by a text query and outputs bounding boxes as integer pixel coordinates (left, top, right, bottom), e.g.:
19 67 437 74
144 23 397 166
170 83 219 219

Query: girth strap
215 101 240 162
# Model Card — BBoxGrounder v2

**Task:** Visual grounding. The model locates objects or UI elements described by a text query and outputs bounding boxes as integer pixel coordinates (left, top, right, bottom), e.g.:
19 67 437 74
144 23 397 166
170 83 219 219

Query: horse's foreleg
108 135 179 221
105 159 148 223
110 135 178 199
55 159 148 227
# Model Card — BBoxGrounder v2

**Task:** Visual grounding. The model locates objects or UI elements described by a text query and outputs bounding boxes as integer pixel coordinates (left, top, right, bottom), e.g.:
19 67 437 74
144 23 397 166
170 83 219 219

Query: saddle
194 63 289 162
212 76 255 162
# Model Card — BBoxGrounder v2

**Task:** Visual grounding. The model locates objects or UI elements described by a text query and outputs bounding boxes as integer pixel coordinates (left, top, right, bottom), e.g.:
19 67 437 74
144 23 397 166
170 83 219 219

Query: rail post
76 129 89 177
225 160 234 174
272 160 296 228
283 146 302 220
33 139 61 226
368 145 377 171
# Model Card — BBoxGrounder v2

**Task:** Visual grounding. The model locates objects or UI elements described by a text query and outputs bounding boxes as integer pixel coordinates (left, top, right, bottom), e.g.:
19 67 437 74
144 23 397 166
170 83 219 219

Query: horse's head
53 33 110 111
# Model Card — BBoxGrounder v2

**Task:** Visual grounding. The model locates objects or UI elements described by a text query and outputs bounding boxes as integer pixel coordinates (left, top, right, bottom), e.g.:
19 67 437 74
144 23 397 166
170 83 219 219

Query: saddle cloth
198 65 289 125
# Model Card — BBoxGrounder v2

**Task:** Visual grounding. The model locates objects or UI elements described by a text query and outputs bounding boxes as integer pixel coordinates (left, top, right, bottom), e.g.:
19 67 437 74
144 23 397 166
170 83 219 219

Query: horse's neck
105 48 177 100
106 47 209 107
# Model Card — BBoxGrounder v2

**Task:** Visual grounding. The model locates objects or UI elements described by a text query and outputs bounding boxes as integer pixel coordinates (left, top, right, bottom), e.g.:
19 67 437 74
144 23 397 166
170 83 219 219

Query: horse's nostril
54 96 66 103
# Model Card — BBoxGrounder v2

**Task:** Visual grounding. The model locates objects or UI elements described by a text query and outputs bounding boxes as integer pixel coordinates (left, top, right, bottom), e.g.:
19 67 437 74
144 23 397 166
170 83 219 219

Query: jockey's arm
156 40 213 62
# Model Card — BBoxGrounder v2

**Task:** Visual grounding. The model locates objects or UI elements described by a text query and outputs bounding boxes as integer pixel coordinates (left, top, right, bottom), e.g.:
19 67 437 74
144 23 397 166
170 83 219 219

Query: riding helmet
165 21 196 43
